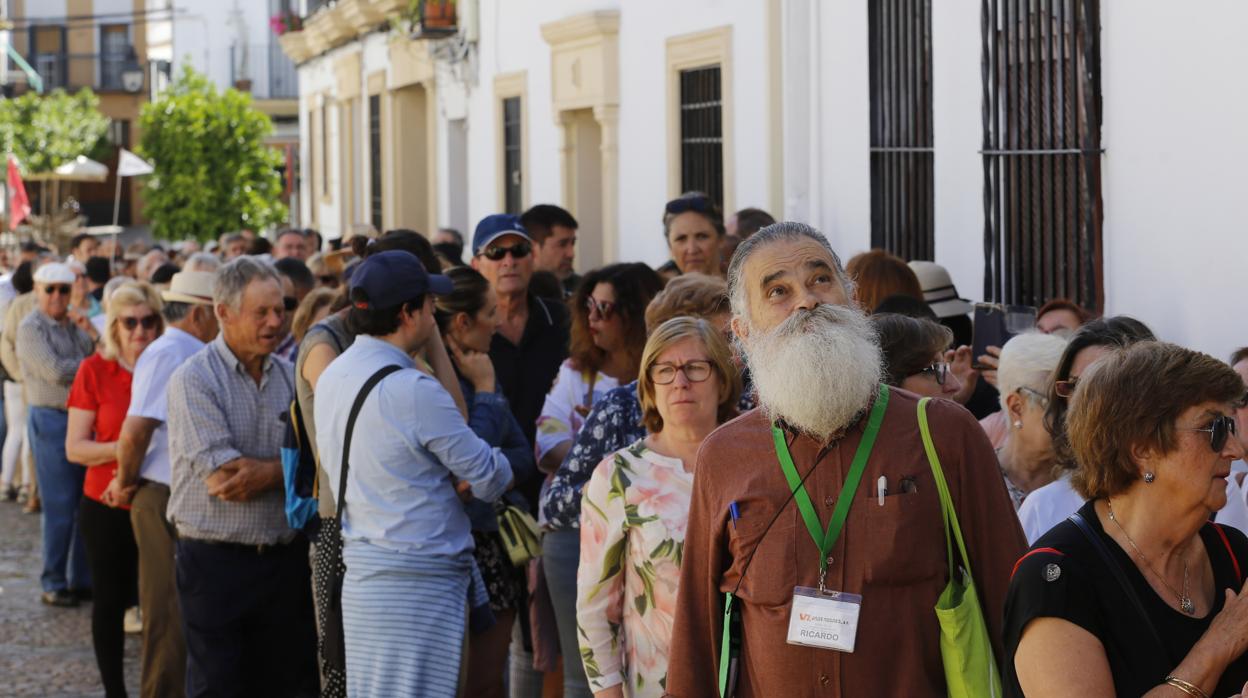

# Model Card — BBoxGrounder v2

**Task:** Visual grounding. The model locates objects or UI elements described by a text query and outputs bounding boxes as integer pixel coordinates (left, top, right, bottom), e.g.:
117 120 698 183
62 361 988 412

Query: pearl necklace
1107 499 1195 615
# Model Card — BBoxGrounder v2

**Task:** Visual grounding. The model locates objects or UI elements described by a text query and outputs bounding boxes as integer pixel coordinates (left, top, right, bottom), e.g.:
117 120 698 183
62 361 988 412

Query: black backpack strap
1069 510 1171 664
335 365 403 520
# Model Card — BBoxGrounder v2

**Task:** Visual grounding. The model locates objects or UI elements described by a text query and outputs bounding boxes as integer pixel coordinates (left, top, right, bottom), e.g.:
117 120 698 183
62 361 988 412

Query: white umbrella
52 155 109 183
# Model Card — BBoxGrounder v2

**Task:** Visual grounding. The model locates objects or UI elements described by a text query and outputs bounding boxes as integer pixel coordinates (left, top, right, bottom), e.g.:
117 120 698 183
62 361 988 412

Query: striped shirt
166 336 297 545
15 308 95 408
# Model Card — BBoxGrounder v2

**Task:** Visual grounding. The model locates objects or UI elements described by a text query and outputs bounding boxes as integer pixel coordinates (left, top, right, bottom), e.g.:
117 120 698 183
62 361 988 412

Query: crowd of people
1 192 1245 698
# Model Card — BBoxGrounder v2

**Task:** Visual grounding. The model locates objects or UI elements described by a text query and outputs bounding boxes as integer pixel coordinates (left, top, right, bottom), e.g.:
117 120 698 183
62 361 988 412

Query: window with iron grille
502 96 522 215
369 95 382 231
869 0 934 261
981 0 1103 311
99 25 129 90
679 66 723 207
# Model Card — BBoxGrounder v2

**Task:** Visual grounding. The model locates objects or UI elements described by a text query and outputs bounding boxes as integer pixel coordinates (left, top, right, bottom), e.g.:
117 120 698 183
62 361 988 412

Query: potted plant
406 0 456 35
270 10 303 36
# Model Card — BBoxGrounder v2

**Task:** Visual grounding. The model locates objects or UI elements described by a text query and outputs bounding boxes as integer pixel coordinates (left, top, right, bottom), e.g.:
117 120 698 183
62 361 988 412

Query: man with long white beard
666 222 1026 697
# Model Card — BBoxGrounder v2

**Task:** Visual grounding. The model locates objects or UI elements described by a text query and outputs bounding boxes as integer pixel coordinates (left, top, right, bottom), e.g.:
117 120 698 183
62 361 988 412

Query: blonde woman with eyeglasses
575 316 741 698
65 281 163 697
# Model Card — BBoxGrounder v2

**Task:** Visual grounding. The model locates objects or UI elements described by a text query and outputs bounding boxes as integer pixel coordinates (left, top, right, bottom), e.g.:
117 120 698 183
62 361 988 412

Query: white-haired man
667 222 1026 696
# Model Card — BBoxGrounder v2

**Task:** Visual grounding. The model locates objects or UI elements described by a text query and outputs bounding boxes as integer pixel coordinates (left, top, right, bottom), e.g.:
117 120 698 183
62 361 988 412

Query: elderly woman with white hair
994 332 1069 509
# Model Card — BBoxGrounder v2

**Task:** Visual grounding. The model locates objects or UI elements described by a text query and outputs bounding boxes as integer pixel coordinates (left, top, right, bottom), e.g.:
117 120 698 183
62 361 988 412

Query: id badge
786 586 862 653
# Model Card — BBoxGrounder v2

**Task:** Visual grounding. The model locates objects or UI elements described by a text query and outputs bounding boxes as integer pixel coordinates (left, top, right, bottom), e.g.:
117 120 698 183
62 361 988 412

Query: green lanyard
771 384 889 593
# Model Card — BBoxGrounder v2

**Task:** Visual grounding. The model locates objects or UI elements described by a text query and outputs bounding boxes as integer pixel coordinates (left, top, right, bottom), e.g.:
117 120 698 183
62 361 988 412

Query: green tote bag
918 398 1002 698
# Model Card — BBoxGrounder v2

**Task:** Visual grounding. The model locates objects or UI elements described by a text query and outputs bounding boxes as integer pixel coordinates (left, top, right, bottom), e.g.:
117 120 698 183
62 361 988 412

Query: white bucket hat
33 263 77 285
161 271 216 306
908 261 973 318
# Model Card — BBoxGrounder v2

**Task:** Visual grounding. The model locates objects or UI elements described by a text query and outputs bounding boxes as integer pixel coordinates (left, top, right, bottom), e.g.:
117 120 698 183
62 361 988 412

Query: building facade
283 0 1247 361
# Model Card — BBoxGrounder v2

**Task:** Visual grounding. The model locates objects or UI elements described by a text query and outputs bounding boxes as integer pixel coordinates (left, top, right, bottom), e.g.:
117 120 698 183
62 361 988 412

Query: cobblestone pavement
0 499 140 696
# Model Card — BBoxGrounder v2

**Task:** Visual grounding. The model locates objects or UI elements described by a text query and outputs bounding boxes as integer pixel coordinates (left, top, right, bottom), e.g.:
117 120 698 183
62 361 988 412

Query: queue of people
0 201 1245 698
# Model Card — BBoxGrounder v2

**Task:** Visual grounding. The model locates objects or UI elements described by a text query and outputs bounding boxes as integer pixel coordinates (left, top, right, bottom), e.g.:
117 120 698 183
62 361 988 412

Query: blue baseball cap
349 250 452 309
472 214 532 256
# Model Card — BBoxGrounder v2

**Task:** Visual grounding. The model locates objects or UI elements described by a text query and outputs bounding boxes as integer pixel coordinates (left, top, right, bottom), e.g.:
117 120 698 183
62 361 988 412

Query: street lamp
121 49 144 93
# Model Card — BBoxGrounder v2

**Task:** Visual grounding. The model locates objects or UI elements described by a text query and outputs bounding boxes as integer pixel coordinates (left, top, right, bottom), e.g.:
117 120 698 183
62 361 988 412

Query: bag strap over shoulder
335 365 403 521
917 398 975 581
1069 510 1172 664
1211 522 1244 587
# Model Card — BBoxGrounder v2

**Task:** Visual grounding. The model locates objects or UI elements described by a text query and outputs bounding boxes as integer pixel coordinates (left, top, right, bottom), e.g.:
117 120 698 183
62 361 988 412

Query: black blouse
1004 500 1248 698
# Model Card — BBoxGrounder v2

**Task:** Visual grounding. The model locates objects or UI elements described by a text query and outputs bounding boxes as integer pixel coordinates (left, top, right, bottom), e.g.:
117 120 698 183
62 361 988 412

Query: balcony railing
230 42 299 100
25 51 141 92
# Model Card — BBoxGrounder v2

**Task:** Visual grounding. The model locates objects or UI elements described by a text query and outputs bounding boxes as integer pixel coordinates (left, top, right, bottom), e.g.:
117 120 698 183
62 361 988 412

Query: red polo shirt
67 353 133 505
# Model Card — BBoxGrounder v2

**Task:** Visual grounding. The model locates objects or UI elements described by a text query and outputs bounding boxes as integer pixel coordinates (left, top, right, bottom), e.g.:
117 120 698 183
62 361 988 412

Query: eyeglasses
585 297 616 321
120 314 159 331
1054 377 1079 398
648 360 713 385
1181 414 1238 453
479 241 532 261
912 362 950 385
1017 386 1050 409
665 195 714 216
43 284 71 296
283 296 298 312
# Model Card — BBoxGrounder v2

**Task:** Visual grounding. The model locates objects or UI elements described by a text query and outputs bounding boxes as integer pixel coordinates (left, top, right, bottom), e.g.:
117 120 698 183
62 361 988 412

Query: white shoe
124 606 142 634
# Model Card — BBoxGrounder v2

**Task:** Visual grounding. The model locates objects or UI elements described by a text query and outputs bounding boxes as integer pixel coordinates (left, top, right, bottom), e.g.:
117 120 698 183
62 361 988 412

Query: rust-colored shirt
666 388 1026 697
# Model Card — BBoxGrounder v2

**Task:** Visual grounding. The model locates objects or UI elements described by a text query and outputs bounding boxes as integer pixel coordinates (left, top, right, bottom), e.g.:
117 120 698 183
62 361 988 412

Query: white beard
740 304 883 442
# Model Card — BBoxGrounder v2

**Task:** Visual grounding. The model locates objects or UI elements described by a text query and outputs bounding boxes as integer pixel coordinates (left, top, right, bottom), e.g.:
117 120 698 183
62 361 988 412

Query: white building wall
172 0 275 92
796 0 1247 359
454 0 773 267
1097 1 1248 361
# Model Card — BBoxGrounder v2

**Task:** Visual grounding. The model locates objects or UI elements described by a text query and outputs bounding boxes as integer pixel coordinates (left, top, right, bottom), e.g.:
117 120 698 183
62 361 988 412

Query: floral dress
576 440 693 698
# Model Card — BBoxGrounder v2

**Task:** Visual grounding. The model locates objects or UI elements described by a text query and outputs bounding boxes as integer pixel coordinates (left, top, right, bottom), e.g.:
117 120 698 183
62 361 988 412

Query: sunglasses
585 296 616 321
912 362 950 385
120 314 159 331
1182 414 1238 453
648 360 713 385
480 241 532 261
43 284 71 296
665 195 714 216
1054 377 1079 398
283 296 298 312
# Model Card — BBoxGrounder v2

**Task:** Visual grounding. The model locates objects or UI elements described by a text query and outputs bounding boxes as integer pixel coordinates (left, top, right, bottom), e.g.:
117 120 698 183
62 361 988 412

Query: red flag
7 157 30 231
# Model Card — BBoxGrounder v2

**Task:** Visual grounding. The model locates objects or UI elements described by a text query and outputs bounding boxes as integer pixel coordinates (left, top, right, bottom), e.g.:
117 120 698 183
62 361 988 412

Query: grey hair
726 221 855 319
997 331 1069 411
214 256 281 311
185 252 221 273
162 301 192 323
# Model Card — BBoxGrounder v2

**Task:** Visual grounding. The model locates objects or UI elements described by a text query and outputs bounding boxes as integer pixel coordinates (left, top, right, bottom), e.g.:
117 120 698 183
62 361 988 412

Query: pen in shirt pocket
729 501 741 528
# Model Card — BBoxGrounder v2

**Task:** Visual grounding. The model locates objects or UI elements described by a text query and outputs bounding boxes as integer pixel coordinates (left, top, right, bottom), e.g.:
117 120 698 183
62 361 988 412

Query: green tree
0 89 111 174
139 66 286 241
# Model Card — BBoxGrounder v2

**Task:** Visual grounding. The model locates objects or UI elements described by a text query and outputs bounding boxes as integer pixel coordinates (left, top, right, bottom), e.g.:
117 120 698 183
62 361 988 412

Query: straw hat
161 271 216 306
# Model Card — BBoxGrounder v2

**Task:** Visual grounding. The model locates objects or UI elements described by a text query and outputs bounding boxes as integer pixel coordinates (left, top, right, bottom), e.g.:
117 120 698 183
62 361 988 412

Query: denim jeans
29 406 89 593
541 528 592 698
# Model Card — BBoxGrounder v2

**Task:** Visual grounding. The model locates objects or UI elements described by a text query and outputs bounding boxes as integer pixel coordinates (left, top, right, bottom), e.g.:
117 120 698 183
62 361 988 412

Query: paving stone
0 499 140 697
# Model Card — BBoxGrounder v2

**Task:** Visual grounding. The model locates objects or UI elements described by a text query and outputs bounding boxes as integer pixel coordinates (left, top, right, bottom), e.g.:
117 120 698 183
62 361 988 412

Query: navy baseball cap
349 250 452 309
472 214 532 256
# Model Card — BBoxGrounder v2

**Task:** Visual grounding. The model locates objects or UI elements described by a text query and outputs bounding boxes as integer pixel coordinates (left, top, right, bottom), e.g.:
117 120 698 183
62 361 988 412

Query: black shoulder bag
322 364 403 673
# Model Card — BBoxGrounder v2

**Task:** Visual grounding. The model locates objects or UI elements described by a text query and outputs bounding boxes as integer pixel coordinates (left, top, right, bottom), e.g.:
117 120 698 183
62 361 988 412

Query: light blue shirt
314 335 513 557
127 327 206 485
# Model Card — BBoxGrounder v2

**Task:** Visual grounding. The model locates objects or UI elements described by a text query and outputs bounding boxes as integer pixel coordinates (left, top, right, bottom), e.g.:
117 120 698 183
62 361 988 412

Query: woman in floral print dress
576 317 742 697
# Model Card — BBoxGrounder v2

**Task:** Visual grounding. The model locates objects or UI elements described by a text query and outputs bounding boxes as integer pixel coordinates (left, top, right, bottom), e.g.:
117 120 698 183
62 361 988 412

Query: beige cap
161 271 216 306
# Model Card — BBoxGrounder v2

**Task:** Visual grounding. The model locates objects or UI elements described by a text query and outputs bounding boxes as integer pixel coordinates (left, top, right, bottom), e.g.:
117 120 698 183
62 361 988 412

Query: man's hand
101 476 138 508
455 479 474 503
205 459 283 502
